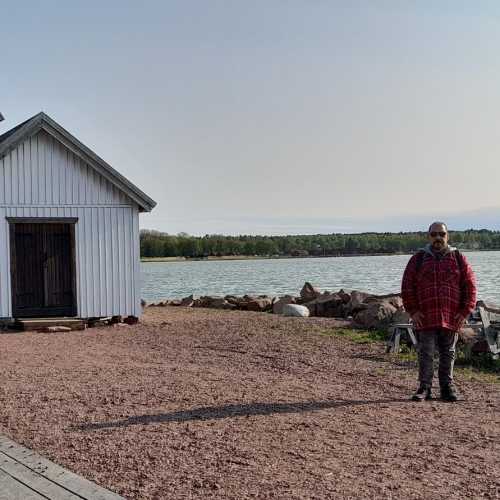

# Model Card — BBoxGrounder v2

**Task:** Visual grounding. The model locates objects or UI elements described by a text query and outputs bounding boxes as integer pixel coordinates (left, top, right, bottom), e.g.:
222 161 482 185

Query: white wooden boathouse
0 112 156 321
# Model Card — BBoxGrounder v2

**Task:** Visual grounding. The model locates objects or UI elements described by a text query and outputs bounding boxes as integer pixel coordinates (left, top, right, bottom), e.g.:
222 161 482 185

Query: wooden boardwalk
0 435 123 500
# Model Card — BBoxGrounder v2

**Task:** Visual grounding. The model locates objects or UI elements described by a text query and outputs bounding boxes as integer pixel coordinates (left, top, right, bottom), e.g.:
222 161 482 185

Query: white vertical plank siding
91 207 99 316
116 207 125 313
105 208 112 313
122 208 130 315
18 144 24 204
11 149 18 206
131 205 141 316
30 137 37 204
98 207 105 316
0 130 142 319
0 131 126 206
0 155 4 202
0 205 139 318
5 152 12 204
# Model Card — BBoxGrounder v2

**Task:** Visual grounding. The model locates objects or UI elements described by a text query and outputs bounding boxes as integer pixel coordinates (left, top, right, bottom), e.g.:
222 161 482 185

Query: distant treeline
140 229 500 258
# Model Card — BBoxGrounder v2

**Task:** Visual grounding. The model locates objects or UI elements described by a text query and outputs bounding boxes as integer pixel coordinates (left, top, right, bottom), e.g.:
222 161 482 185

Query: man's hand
454 313 466 328
411 311 424 328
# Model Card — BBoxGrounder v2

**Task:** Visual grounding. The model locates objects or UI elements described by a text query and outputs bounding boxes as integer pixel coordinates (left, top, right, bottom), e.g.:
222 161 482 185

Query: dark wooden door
10 223 76 317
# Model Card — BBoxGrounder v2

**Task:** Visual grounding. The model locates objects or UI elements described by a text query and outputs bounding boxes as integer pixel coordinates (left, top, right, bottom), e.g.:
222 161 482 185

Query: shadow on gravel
75 398 411 431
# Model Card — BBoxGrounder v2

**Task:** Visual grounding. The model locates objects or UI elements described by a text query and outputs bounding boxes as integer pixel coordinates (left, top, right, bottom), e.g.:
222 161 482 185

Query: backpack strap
453 249 465 273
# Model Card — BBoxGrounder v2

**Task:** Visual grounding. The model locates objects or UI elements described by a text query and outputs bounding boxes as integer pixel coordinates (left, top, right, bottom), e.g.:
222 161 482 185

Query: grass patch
318 327 386 344
456 366 500 384
455 352 500 374
393 351 417 363
319 326 500 383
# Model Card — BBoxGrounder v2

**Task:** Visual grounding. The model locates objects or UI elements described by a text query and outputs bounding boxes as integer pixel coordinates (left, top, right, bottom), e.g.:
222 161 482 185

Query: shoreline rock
143 283 496 335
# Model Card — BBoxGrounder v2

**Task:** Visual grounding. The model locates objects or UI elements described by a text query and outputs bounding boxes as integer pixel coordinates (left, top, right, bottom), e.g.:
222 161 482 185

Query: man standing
401 222 477 402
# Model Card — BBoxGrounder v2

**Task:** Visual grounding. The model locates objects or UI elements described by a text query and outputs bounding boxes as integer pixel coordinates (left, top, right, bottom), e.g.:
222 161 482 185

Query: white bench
386 323 417 353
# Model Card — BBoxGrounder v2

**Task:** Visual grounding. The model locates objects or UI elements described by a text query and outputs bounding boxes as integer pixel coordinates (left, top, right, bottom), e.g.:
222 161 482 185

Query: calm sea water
140 251 500 305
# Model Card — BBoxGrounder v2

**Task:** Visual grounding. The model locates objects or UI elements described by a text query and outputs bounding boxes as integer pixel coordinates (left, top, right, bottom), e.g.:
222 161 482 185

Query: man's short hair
428 221 448 233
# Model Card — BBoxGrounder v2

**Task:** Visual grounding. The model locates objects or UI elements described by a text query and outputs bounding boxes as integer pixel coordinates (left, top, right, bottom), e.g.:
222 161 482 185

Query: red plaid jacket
401 246 477 332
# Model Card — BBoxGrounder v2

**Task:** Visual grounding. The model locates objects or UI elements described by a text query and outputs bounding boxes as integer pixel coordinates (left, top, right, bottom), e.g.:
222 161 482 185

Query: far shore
141 253 406 263
140 247 491 263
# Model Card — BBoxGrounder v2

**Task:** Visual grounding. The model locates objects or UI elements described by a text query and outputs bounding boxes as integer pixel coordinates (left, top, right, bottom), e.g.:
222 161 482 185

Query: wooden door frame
8 217 78 318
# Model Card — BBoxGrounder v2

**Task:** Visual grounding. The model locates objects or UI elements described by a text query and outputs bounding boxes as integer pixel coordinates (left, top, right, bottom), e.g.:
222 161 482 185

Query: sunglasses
430 231 447 237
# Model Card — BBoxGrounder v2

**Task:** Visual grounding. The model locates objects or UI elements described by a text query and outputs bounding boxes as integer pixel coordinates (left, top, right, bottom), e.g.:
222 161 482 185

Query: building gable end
0 113 156 212
0 131 134 207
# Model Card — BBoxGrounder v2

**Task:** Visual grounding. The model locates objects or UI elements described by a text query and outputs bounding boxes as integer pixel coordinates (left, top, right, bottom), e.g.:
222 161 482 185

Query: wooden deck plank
0 468 47 500
0 450 81 499
0 435 123 500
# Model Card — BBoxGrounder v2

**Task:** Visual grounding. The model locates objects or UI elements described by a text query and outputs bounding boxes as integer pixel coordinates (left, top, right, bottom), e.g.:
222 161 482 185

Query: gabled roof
0 112 156 212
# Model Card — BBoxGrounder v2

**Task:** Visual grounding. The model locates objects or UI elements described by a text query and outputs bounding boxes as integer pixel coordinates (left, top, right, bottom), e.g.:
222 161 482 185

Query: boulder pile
144 281 411 330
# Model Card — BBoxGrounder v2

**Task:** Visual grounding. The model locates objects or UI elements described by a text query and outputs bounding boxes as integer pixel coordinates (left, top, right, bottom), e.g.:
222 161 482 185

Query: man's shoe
411 386 432 401
440 385 459 402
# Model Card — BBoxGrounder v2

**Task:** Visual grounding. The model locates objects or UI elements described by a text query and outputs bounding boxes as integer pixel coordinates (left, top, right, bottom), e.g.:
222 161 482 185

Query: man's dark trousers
417 329 458 388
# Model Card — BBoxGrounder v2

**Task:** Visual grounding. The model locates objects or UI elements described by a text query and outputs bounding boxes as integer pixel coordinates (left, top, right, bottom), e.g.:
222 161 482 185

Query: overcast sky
2 1 500 235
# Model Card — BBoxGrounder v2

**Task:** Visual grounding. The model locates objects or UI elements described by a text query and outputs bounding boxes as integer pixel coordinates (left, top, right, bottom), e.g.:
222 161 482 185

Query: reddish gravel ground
0 307 499 500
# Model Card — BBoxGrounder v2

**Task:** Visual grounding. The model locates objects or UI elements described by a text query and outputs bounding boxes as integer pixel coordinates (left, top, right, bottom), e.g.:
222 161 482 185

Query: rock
87 317 102 327
180 295 195 307
300 282 321 302
110 315 123 324
230 295 258 311
365 293 403 309
215 300 237 310
304 292 344 317
224 295 268 309
150 301 167 307
197 296 236 310
224 295 243 306
272 296 296 314
282 304 310 317
123 316 139 325
167 299 182 306
88 319 110 327
337 289 352 304
242 297 273 312
196 296 216 307
389 296 404 309
353 301 397 329
347 291 372 313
